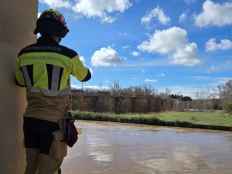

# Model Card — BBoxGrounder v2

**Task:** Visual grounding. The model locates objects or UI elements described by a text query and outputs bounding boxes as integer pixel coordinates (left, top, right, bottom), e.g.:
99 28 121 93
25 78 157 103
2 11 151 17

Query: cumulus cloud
138 27 200 66
206 38 232 51
91 47 123 67
138 27 188 54
72 0 132 23
172 43 200 65
39 0 71 8
141 6 170 25
195 0 232 27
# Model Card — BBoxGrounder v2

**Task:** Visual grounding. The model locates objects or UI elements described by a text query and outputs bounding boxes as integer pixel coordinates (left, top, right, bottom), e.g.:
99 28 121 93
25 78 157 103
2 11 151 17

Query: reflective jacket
15 37 91 122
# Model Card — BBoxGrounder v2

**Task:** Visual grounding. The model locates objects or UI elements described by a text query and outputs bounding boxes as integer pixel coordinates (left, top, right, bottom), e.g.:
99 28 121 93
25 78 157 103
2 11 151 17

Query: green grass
72 111 232 129
156 111 232 127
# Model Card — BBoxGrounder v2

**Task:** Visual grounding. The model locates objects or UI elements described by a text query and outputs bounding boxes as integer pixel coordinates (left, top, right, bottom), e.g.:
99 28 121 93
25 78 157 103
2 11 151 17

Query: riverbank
72 111 232 131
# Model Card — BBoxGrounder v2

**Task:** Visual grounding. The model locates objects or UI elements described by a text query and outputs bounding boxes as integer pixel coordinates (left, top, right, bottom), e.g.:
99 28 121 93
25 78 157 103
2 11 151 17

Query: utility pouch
62 112 78 147
50 130 67 160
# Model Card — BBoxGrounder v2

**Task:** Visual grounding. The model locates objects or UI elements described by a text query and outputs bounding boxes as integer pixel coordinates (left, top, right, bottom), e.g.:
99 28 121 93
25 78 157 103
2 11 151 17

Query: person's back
17 36 90 122
15 9 91 174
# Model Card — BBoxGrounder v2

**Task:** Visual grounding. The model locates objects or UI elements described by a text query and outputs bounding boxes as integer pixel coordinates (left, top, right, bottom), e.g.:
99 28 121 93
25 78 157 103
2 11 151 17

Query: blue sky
38 0 232 98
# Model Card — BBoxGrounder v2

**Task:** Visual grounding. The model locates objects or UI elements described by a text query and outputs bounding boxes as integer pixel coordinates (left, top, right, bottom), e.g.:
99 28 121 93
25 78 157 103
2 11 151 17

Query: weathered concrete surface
0 1 37 173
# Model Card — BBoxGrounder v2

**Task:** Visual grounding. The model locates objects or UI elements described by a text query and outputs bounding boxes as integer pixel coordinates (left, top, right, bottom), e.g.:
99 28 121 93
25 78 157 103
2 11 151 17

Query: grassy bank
72 111 232 131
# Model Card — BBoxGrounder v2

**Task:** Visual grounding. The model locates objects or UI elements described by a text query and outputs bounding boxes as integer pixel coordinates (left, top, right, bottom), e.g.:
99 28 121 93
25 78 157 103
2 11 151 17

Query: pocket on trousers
50 131 67 160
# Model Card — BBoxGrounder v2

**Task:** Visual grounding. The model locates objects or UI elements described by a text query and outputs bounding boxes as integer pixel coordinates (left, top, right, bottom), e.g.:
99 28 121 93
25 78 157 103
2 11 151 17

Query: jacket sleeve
71 55 91 82
15 58 25 87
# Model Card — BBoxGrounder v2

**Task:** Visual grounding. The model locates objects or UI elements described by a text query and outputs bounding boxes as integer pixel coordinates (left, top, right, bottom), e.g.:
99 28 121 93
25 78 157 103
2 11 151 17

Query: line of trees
72 80 232 114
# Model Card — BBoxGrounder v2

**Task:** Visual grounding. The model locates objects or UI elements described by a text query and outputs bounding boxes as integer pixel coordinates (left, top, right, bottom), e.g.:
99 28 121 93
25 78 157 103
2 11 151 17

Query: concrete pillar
0 1 37 173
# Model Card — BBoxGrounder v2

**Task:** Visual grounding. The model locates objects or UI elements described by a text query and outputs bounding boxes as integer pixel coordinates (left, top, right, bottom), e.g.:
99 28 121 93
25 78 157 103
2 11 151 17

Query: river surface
62 121 232 174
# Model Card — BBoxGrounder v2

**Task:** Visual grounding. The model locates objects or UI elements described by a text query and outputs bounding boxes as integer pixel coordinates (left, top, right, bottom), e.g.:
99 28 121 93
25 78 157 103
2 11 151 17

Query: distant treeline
71 81 232 113
72 89 172 113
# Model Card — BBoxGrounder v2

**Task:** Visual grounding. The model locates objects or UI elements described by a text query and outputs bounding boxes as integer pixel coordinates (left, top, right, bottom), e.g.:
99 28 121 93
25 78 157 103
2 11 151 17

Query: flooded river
62 121 232 174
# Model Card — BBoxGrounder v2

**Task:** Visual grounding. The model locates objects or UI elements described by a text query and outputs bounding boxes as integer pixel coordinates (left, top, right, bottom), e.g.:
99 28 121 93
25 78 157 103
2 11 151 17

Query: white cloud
72 0 132 23
84 85 110 90
101 16 116 23
71 84 110 90
138 27 188 54
207 60 232 73
79 56 85 63
38 12 41 18
179 13 187 23
195 0 232 27
164 86 211 99
172 43 200 66
141 6 170 25
131 51 140 57
158 85 219 99
79 55 86 65
138 27 200 66
206 38 232 51
39 0 71 8
91 47 123 67
144 78 158 83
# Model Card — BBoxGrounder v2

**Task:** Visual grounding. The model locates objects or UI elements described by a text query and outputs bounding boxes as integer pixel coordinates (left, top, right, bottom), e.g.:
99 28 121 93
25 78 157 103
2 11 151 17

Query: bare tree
218 80 232 113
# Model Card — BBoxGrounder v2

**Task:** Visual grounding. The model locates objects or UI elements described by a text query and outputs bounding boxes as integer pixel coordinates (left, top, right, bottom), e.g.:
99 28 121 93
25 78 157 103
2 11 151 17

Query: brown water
62 121 232 174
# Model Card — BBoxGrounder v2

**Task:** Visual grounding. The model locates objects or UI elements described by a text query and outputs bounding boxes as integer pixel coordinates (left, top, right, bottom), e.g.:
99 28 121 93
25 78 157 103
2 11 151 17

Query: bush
224 102 232 113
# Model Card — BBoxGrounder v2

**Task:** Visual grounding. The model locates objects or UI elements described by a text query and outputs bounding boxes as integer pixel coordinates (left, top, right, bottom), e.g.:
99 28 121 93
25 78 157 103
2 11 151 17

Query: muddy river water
62 121 232 174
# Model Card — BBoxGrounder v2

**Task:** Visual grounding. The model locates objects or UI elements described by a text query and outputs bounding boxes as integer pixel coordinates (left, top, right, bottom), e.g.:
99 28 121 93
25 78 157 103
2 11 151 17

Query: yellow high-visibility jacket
15 37 91 122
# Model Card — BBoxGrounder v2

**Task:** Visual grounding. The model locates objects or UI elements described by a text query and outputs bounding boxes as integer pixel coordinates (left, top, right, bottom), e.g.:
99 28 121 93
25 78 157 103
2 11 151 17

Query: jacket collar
37 36 59 46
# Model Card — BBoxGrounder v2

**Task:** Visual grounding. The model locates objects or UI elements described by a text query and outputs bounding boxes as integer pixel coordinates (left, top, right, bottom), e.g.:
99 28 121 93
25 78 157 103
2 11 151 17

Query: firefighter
15 9 91 174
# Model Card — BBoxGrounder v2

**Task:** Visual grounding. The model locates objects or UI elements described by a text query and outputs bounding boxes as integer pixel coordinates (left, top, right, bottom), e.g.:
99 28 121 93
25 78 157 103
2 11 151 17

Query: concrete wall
0 1 37 173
